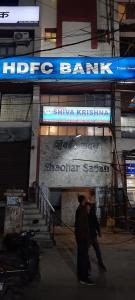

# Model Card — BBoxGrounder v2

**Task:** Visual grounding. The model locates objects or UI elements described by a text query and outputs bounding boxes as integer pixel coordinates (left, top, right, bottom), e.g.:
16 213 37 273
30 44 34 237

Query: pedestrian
85 202 107 272
75 195 95 285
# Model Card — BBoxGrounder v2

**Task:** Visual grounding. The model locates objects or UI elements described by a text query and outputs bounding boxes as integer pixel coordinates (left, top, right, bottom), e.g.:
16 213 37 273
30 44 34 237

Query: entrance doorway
50 188 95 226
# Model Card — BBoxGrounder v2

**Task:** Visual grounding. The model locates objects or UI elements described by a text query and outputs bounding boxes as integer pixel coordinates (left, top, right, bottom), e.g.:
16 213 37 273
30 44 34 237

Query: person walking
75 195 95 285
85 202 107 272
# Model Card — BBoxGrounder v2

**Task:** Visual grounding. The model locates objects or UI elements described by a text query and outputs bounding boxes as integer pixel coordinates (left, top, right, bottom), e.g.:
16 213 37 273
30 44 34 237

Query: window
50 126 58 135
120 37 135 57
121 92 135 113
0 45 16 58
67 127 76 136
58 127 67 136
104 127 111 136
44 29 56 43
95 127 103 136
87 127 94 136
121 115 135 138
0 94 32 122
40 126 111 136
41 94 112 107
118 3 126 22
40 126 49 136
77 127 86 136
118 2 135 21
126 3 135 19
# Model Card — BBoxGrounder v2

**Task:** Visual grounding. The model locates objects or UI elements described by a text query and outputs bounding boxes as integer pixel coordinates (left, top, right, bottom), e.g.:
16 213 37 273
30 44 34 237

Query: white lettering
73 63 85 75
2 60 114 77
86 63 98 74
3 62 15 74
41 62 53 74
100 63 113 74
60 63 71 74
17 63 29 74
30 62 40 74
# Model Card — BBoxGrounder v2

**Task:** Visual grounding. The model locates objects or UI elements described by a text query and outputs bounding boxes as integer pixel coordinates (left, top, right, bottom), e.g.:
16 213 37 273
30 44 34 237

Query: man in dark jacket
75 195 95 285
85 202 106 271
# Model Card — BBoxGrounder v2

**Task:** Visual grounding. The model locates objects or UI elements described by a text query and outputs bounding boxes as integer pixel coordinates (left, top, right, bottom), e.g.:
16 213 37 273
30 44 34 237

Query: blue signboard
1 56 135 80
42 106 111 123
126 163 135 175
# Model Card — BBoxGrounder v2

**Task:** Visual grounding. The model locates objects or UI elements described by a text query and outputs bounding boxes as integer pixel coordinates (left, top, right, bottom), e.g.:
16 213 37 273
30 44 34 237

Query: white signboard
7 196 22 206
39 136 112 188
42 106 111 124
0 6 39 24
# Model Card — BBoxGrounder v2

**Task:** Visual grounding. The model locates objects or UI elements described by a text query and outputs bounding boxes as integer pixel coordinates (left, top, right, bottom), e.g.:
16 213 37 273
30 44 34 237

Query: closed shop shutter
0 141 30 199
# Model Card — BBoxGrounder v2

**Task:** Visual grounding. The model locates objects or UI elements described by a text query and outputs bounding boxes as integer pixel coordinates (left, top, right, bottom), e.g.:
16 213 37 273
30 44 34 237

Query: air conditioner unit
13 32 30 42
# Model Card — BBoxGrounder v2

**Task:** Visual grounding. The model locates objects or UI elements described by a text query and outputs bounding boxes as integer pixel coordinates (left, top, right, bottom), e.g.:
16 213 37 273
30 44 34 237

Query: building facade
0 0 135 228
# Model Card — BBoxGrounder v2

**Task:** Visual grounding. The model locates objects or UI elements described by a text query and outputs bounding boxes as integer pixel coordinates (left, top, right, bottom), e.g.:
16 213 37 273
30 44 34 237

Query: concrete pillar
61 191 78 226
29 85 40 187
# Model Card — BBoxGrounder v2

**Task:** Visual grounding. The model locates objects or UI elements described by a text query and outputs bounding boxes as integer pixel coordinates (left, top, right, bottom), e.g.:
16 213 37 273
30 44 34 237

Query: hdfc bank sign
1 56 135 81
3 61 112 75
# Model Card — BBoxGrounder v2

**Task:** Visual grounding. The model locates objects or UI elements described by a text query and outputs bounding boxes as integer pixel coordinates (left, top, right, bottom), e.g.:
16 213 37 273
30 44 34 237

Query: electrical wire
0 1 134 227
0 0 128 60
0 0 133 59
0 27 121 58
0 23 134 57
10 35 135 56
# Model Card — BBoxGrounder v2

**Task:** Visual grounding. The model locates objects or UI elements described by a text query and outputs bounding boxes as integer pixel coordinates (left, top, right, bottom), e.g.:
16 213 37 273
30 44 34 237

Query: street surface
22 227 135 300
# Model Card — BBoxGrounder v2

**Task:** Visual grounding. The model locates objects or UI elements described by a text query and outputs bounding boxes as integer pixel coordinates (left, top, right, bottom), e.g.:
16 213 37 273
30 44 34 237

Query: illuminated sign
126 162 135 176
0 7 39 24
42 106 111 123
1 57 135 80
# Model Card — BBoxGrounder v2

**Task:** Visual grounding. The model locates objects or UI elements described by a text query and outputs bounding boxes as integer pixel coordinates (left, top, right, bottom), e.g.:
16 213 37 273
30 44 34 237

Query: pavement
21 227 135 300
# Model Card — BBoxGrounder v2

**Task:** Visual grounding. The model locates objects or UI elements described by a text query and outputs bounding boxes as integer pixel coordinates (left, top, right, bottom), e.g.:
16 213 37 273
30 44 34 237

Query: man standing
85 202 106 271
75 195 95 285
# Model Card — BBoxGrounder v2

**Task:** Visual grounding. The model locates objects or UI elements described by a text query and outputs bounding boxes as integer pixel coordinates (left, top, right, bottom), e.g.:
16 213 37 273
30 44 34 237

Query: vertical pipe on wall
29 85 40 187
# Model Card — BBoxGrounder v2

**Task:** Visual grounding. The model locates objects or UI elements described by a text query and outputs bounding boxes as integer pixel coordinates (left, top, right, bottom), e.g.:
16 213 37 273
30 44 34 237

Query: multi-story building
118 0 135 212
0 0 135 230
